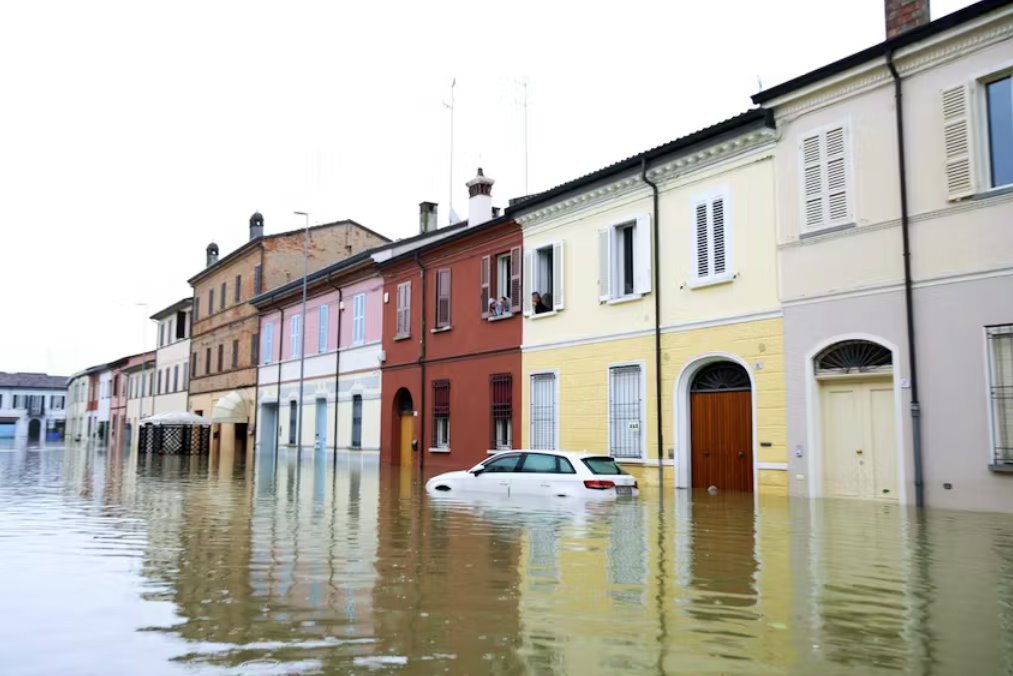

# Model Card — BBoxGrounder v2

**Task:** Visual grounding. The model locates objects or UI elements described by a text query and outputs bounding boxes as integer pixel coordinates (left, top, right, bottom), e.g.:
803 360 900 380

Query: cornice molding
516 129 776 228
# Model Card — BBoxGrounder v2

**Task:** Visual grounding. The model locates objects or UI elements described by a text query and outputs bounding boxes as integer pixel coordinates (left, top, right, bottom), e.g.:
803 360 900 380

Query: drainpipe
328 273 343 461
276 306 286 455
416 251 427 472
886 49 925 508
641 158 665 489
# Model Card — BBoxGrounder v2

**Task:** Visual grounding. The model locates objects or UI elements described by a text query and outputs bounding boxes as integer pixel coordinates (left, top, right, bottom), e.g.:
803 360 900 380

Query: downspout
416 251 427 472
328 273 343 461
886 49 925 508
641 158 665 489
276 306 286 455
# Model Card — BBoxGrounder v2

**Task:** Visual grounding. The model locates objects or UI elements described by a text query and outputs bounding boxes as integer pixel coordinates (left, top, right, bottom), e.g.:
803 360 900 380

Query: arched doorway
816 339 897 501
392 388 415 467
689 361 753 492
27 418 41 445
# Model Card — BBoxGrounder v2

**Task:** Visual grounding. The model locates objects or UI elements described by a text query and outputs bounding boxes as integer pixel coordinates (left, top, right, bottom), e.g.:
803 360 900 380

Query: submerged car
425 450 639 499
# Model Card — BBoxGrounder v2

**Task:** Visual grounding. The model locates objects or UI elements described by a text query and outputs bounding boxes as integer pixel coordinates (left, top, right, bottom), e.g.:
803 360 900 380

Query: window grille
530 373 556 450
491 374 512 449
988 325 1013 466
609 365 642 458
432 380 450 448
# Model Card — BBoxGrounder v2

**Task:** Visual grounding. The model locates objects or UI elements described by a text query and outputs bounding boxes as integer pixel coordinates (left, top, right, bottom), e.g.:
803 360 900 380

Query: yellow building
513 111 787 493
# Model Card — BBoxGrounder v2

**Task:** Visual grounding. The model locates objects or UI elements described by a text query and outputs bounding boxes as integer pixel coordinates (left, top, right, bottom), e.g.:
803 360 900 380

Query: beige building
151 298 192 416
187 212 389 463
755 0 1013 511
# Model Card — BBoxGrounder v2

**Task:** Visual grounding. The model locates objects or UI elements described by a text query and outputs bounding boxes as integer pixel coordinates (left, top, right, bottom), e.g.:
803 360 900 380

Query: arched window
816 340 892 375
691 362 751 392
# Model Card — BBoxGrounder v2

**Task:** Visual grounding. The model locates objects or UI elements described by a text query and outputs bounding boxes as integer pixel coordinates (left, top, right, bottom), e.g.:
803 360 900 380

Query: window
351 395 363 448
193 297 200 322
352 293 366 344
158 322 165 347
208 289 214 314
217 344 224 372
396 281 411 338
263 323 273 365
251 333 259 366
176 310 187 339
530 372 557 450
202 347 208 376
986 76 1013 188
481 247 522 317
434 269 451 329
232 339 239 369
524 243 564 315
173 365 179 392
191 353 197 378
987 324 1013 467
289 401 297 445
157 370 162 394
254 265 263 295
518 453 575 474
491 374 512 450
598 215 651 300
609 364 643 459
481 453 521 472
235 275 242 303
290 315 302 358
167 318 174 345
800 125 851 229
183 359 189 389
432 380 450 448
220 282 226 310
12 395 20 409
687 192 733 287
318 305 330 353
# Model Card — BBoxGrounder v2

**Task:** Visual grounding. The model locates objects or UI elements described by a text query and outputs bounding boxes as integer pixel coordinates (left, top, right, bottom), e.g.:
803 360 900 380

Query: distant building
151 298 193 415
108 351 156 454
0 372 68 446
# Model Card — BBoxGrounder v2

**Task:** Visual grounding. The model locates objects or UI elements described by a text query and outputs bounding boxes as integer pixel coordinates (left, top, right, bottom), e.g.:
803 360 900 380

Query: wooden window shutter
436 269 451 328
712 198 726 274
942 85 975 200
522 250 533 316
598 228 611 302
801 133 825 228
695 202 710 277
551 241 564 311
824 126 849 224
510 247 522 313
480 255 491 317
634 213 652 295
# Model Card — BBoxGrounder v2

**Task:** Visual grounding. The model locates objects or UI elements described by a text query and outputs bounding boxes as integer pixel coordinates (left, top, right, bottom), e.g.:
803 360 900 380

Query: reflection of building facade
755 0 1013 510
151 298 192 415
187 212 388 464
0 372 68 446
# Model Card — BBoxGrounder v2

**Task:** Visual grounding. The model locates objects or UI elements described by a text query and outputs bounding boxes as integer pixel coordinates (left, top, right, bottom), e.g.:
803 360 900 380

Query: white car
425 450 639 499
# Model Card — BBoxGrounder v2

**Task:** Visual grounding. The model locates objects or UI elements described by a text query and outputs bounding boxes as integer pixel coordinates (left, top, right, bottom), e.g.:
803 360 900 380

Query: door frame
804 333 906 503
673 353 757 492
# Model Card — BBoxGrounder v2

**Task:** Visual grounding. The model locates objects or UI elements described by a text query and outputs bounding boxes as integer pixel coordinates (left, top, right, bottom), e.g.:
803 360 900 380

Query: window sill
527 310 559 320
486 313 516 322
972 183 1013 201
430 326 452 334
429 447 451 453
393 334 412 342
799 222 856 240
686 273 735 290
988 463 1013 474
604 294 643 306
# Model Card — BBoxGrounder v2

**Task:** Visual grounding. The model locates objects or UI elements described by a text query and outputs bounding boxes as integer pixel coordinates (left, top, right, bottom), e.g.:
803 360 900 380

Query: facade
510 112 785 492
66 370 91 443
187 212 389 462
0 372 68 446
379 171 523 472
108 357 129 453
753 0 1013 510
152 298 193 415
69 366 114 446
122 352 157 453
253 252 384 455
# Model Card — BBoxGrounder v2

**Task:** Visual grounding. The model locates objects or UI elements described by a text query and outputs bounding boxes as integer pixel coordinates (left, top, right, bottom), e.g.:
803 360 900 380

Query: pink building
252 252 384 454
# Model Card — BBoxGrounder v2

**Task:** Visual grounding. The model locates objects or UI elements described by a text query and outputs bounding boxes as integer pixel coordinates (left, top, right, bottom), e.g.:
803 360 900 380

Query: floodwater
1 447 1012 675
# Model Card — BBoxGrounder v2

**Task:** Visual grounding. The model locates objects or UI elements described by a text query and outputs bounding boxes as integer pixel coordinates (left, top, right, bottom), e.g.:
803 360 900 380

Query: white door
469 453 519 495
821 378 897 501
315 399 327 452
510 452 560 496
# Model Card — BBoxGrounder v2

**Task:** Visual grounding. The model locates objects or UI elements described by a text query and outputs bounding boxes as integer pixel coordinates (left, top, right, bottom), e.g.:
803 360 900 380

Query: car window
558 457 576 474
581 456 627 475
482 454 521 472
518 453 559 473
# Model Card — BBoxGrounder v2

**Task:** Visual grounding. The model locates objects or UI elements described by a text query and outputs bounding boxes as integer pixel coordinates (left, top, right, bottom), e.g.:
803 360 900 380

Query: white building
0 372 68 447
151 298 192 415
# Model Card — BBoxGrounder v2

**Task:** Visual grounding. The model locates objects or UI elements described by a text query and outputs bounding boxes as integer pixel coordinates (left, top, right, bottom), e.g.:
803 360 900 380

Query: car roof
491 449 610 460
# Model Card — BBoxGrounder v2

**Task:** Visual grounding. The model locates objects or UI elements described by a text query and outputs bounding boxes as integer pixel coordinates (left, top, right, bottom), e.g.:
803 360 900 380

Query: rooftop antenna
442 77 456 225
518 78 530 194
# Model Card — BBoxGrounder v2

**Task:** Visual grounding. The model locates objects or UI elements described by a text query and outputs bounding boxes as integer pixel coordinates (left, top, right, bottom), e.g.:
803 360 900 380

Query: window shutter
825 126 849 224
254 265 263 295
510 247 522 313
552 241 564 311
634 214 652 295
598 228 611 302
480 255 491 317
436 269 451 328
801 133 825 228
712 198 726 274
523 250 533 316
318 305 329 352
694 202 710 277
396 285 405 336
942 85 975 200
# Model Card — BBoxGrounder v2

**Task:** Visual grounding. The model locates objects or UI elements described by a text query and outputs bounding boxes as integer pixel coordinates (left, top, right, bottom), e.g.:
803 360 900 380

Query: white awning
141 411 212 427
211 391 250 424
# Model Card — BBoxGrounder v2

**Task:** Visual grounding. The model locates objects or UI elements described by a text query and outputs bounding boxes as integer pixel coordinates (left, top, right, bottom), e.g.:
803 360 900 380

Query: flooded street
1 447 1012 675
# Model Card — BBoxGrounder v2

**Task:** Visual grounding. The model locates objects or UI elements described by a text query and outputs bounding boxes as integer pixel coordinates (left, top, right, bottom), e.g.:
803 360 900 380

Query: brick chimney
885 0 930 39
466 167 494 227
419 201 439 234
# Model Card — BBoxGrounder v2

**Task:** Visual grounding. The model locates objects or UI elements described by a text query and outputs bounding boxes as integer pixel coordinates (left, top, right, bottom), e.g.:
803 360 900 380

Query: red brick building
380 171 522 472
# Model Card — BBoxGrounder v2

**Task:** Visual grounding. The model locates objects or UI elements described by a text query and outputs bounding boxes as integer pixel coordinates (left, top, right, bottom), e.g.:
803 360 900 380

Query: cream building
151 298 192 415
754 0 1013 511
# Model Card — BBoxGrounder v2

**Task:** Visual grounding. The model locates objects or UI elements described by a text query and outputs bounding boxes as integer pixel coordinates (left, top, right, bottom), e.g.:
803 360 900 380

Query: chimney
206 242 219 267
885 0 930 38
249 211 264 240
466 167 495 227
419 201 439 234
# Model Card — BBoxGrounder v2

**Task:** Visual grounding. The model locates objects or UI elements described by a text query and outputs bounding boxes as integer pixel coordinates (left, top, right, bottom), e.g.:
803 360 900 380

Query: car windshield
581 457 626 475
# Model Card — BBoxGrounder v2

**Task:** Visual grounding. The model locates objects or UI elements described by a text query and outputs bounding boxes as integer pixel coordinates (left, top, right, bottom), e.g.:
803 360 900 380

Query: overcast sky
1 0 973 377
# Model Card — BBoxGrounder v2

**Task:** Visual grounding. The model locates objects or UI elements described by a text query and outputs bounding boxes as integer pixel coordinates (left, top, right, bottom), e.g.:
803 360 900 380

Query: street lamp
293 211 309 457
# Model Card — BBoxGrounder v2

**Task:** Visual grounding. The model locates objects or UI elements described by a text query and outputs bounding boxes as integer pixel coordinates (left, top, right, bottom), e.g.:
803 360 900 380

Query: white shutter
318 305 329 353
824 126 849 224
711 198 726 274
694 201 709 278
264 323 273 364
523 250 533 316
598 228 611 302
801 133 825 228
634 214 652 295
552 241 564 311
942 84 975 200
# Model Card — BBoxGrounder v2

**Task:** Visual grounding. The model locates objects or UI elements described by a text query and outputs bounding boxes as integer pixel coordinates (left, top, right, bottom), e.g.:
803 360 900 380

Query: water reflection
0 446 1011 675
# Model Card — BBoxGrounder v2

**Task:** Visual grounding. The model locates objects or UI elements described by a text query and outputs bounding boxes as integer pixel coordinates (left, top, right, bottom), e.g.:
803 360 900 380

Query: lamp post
293 211 310 457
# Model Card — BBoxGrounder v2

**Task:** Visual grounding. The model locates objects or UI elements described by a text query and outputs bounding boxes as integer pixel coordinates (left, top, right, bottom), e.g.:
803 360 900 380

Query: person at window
496 296 511 316
531 292 550 314
488 298 502 317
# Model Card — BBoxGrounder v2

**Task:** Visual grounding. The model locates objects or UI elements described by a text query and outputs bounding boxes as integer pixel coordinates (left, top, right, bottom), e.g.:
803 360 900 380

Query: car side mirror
468 464 486 475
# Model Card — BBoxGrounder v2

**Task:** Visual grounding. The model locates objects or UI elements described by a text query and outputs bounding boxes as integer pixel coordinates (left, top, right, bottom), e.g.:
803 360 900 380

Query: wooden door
690 390 753 492
821 378 897 501
399 414 413 467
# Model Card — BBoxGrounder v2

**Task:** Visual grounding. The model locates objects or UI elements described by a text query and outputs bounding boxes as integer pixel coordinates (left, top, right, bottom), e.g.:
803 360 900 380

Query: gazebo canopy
211 391 249 424
141 411 212 427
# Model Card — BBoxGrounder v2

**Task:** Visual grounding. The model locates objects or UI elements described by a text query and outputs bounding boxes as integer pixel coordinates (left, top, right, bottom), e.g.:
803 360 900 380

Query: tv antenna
442 78 456 225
